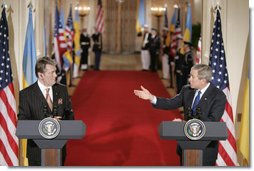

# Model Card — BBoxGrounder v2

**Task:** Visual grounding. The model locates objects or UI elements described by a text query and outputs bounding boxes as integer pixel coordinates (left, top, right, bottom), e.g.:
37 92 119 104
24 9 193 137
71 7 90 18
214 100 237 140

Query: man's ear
201 79 208 84
38 73 44 79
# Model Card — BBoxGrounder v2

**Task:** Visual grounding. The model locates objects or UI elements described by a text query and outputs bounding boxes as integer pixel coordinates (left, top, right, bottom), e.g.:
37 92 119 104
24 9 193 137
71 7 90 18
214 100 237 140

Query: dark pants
150 50 158 72
94 51 101 70
81 49 89 65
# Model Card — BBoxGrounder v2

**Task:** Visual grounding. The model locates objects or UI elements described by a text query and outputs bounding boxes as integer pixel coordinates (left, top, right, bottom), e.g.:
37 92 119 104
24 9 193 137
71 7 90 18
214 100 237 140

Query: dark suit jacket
153 83 226 165
18 82 74 165
92 33 102 52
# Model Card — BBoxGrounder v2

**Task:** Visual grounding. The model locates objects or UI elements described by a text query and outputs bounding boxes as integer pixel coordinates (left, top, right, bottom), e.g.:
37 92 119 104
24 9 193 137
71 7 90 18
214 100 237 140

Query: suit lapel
33 82 47 103
186 88 196 108
52 85 59 106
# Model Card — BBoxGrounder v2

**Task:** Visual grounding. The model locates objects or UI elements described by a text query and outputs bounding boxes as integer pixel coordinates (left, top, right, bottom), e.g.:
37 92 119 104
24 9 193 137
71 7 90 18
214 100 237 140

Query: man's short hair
35 57 56 77
192 64 212 82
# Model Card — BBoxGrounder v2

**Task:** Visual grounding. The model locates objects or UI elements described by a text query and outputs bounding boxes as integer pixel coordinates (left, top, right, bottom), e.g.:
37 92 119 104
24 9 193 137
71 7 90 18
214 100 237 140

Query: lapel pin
58 98 63 105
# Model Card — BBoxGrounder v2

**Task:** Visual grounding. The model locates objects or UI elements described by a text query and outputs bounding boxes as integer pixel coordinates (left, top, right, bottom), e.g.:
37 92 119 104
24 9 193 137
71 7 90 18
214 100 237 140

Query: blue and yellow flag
21 7 37 166
183 3 192 43
169 6 178 33
136 0 145 33
73 8 81 78
22 7 37 89
63 49 73 71
164 4 170 46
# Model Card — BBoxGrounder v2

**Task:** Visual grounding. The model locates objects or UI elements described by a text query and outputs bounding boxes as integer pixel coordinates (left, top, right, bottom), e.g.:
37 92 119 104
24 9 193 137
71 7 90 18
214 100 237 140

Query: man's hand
54 116 62 120
134 86 154 101
172 118 182 122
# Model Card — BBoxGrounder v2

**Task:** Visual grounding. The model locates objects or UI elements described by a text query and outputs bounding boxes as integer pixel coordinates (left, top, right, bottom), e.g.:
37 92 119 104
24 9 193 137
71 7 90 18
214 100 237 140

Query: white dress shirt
37 80 53 101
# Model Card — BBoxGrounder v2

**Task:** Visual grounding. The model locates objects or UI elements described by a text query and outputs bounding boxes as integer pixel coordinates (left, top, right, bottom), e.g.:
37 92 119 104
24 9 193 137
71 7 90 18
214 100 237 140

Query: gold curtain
104 0 137 54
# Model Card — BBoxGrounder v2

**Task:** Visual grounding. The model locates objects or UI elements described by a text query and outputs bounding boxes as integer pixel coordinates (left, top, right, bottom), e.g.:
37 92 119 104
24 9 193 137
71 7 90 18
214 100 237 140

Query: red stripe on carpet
65 71 182 166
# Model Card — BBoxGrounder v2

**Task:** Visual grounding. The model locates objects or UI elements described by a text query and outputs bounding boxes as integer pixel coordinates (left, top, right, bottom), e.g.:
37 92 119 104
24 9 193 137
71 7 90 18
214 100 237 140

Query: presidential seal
38 117 61 139
184 119 206 140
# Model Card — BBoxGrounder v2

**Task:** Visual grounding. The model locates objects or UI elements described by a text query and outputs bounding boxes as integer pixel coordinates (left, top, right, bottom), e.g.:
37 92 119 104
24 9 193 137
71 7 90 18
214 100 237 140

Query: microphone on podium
195 107 201 119
43 104 50 118
187 106 192 120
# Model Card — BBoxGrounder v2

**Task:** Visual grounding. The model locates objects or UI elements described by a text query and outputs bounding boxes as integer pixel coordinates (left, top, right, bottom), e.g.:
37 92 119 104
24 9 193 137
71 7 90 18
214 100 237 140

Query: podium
159 120 227 166
16 120 86 166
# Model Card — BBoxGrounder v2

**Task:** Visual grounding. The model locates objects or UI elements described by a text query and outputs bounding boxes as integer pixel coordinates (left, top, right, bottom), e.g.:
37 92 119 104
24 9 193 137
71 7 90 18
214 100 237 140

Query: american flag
62 5 74 71
96 0 104 33
54 4 67 71
65 6 74 51
209 9 238 166
0 7 19 166
196 36 202 64
170 7 182 57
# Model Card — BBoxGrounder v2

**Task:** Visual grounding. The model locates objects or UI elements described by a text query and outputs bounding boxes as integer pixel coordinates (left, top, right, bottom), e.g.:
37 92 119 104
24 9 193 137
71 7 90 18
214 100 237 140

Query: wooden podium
159 120 227 166
16 120 86 166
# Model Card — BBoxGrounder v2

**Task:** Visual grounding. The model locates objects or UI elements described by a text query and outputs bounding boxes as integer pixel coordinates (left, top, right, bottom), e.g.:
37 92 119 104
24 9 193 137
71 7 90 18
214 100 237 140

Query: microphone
195 107 201 119
43 104 50 118
187 106 192 120
52 91 62 120
53 104 58 117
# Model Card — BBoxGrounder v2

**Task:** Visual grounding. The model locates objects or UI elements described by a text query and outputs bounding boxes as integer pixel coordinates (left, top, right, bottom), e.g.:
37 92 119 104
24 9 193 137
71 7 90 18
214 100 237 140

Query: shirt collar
37 80 52 93
197 82 210 95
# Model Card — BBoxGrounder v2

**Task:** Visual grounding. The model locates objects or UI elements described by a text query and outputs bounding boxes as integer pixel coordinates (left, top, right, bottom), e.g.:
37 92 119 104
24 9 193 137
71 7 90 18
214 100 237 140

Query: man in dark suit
18 57 74 166
134 64 226 166
182 41 194 88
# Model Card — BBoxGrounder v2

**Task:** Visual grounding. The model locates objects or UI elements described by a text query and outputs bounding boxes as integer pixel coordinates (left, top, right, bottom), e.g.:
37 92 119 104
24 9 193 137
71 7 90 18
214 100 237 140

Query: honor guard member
149 28 161 72
141 24 151 71
92 27 103 71
174 36 185 93
80 28 91 70
182 41 194 87
161 27 170 79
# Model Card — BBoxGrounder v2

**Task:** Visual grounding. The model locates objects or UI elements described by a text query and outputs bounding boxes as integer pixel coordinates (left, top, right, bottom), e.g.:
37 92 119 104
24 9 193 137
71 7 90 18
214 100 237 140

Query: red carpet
65 71 182 166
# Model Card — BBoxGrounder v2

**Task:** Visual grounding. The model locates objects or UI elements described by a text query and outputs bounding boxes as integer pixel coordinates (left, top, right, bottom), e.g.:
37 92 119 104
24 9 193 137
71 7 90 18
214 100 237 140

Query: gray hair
192 64 212 82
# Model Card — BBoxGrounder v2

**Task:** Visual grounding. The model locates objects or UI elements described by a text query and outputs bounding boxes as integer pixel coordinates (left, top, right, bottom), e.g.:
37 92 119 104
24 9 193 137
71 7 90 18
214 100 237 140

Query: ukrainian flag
183 3 192 43
73 9 81 78
22 7 37 88
21 7 37 166
63 49 73 71
136 0 145 33
169 6 178 33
